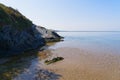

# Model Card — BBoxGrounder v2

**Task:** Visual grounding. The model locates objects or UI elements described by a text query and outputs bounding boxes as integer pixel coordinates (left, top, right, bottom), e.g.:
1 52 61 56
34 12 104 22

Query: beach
0 32 120 80
43 47 120 80
1 1 120 80
43 32 120 80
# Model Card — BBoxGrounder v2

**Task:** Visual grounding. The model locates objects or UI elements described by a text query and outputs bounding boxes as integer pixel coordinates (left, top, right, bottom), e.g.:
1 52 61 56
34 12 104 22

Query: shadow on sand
0 42 62 80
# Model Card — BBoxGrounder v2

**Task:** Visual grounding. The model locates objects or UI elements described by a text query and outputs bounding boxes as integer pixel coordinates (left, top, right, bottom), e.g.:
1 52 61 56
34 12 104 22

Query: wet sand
43 47 120 80
1 45 120 80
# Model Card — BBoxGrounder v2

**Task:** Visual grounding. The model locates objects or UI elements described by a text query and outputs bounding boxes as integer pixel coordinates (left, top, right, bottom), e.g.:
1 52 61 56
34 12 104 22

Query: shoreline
0 46 120 80
42 47 120 80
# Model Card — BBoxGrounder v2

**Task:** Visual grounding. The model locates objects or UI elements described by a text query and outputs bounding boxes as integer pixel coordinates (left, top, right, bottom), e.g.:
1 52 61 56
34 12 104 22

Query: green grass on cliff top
0 3 32 30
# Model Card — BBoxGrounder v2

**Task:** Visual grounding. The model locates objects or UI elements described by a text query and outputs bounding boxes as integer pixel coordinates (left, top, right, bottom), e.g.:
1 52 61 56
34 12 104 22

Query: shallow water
0 32 120 80
57 32 120 54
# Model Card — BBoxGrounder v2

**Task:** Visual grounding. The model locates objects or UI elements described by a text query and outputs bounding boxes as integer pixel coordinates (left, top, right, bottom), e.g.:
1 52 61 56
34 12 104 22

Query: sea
57 31 120 54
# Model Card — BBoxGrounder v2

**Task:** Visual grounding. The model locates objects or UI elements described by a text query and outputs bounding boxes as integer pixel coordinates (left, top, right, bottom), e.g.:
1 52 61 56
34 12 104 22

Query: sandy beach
1 32 120 80
43 47 120 80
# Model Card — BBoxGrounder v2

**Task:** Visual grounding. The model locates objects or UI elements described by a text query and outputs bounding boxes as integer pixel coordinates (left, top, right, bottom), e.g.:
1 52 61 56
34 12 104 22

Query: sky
0 0 120 31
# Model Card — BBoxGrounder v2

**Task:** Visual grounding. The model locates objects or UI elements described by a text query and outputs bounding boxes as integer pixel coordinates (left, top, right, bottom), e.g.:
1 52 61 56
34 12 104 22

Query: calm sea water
56 32 120 54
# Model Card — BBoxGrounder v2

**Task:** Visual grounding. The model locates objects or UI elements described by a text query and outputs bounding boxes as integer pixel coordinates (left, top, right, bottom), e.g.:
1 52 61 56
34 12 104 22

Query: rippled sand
43 47 120 80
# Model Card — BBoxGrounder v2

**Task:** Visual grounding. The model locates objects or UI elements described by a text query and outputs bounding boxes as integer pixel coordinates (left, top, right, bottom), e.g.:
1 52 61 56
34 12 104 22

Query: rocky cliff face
0 25 45 55
36 26 63 42
0 3 62 55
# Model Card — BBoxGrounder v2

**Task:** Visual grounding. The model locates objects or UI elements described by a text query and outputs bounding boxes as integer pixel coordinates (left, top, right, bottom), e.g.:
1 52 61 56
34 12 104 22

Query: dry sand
43 47 120 80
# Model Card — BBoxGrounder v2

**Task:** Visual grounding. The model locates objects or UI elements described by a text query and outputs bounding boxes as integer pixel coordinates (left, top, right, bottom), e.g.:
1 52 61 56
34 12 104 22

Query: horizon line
56 30 120 32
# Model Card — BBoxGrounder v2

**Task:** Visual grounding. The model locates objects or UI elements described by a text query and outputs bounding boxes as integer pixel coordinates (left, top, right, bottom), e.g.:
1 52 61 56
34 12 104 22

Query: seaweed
45 57 64 65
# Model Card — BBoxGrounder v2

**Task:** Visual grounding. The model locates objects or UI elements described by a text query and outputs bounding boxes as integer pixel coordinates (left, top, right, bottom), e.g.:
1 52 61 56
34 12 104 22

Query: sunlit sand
43 47 120 80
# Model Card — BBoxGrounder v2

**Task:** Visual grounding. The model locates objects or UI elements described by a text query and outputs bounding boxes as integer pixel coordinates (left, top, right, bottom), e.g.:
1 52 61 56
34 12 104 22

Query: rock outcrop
36 26 63 42
0 3 62 55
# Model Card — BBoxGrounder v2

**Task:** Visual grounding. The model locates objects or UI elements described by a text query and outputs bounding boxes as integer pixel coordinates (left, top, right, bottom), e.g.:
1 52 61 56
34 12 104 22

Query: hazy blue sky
0 0 120 31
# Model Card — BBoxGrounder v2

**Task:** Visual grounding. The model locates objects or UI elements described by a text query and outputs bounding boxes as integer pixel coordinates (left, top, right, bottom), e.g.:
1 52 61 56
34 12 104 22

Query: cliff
0 3 62 55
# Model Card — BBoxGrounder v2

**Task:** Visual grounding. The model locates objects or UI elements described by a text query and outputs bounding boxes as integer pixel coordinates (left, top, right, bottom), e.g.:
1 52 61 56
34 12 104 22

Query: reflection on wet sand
0 42 62 80
38 50 53 60
0 51 39 80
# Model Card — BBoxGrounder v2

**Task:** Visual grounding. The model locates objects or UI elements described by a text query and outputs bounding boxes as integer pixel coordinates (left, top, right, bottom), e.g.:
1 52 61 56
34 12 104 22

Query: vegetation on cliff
0 3 32 30
0 3 45 55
